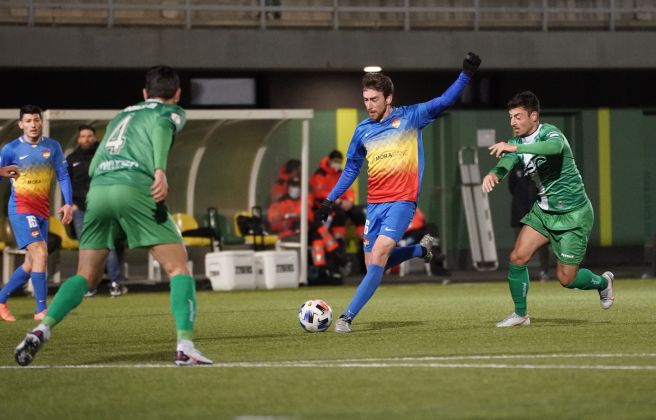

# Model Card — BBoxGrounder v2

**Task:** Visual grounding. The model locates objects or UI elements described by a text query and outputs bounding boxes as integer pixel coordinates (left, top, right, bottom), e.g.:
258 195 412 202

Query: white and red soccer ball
298 299 332 332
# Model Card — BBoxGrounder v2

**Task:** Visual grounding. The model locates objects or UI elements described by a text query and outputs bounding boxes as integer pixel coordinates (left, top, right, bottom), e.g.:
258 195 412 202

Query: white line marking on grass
325 353 656 363
1 353 656 371
1 362 656 371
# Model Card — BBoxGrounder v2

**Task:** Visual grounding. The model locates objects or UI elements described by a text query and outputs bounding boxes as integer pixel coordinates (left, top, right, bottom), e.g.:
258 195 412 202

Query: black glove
462 52 481 77
315 199 334 222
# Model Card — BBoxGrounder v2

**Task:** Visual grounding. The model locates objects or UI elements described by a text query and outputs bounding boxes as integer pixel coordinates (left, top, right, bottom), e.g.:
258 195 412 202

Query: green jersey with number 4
90 99 186 192
490 123 589 213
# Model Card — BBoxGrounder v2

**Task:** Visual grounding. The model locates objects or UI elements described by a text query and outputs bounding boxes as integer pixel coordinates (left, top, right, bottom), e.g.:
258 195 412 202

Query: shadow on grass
87 350 173 364
532 318 590 326
359 320 427 332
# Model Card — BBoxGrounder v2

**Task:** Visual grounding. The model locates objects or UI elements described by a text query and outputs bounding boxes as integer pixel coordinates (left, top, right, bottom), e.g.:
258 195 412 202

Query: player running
482 91 615 327
15 66 212 366
0 105 73 323
316 52 481 333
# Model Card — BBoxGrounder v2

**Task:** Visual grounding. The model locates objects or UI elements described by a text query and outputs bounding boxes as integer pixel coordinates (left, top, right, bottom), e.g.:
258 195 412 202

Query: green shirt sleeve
152 120 174 171
516 137 564 155
489 153 519 180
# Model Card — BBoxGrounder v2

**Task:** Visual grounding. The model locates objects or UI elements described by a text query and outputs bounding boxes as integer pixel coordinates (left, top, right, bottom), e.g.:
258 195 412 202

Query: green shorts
80 184 182 250
521 200 594 265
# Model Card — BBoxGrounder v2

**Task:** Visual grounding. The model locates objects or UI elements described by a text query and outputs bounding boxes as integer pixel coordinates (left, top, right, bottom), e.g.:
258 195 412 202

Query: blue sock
31 272 48 313
0 267 31 304
342 265 385 320
385 245 424 270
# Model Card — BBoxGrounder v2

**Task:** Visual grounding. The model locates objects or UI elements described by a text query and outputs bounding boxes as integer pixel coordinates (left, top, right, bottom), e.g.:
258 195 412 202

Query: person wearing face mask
268 177 342 281
311 150 366 244
270 159 301 203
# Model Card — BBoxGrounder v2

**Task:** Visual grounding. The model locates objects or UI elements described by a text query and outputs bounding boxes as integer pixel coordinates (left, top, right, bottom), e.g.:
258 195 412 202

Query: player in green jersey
14 65 212 365
482 91 615 327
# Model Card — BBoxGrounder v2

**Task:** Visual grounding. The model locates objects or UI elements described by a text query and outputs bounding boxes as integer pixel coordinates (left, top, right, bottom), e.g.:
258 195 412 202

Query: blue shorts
9 213 48 249
362 201 416 253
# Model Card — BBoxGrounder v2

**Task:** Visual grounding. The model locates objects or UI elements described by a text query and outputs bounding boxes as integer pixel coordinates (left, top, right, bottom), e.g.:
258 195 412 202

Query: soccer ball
298 299 332 332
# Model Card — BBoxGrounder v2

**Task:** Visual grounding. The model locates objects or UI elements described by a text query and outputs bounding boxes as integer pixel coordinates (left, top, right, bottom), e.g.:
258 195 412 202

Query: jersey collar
19 135 43 145
521 123 542 144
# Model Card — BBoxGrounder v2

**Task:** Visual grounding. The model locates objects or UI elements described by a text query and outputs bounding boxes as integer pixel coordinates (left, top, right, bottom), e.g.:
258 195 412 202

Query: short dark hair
328 150 343 160
507 91 540 115
19 104 42 120
285 159 301 173
145 65 180 100
78 124 96 134
362 73 394 98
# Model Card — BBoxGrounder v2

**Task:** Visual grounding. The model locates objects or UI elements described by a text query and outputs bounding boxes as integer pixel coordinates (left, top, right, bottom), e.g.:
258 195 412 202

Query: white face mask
330 161 342 171
288 187 300 199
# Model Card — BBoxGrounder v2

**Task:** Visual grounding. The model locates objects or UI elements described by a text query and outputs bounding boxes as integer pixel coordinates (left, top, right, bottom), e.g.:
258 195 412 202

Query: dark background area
1 68 654 110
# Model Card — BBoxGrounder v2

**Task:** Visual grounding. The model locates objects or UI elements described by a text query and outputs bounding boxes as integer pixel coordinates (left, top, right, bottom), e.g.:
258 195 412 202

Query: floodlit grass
1 279 655 419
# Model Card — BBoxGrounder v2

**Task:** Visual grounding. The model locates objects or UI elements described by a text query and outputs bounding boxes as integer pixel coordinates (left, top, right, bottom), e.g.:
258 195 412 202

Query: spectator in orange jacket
310 150 365 241
268 177 313 239
268 177 344 278
270 159 301 203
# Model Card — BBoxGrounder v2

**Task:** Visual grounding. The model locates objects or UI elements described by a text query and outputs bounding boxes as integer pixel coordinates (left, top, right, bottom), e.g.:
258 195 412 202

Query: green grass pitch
1 279 655 419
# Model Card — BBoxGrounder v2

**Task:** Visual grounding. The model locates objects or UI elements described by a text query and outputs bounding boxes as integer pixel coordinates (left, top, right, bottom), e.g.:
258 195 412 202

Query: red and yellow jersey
0 136 71 218
327 72 470 205
343 103 434 203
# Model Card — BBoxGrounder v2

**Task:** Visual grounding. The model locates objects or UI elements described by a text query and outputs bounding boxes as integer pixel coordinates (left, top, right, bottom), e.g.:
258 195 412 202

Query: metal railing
1 0 654 31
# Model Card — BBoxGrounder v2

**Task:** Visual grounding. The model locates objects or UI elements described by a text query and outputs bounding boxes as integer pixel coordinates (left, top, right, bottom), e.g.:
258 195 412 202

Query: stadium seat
47 216 79 284
213 212 246 247
171 213 213 248
233 211 278 248
48 216 79 250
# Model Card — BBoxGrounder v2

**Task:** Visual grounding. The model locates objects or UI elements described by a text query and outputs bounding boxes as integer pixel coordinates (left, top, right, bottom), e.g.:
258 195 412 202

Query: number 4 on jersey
105 114 134 154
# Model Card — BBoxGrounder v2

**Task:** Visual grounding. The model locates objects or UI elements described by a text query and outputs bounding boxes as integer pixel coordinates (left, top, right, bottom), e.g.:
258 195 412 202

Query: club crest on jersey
42 150 51 159
170 113 181 126
391 118 401 128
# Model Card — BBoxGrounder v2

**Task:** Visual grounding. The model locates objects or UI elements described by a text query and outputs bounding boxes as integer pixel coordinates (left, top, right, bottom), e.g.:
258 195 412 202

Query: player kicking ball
482 91 614 327
316 52 481 333
15 65 212 366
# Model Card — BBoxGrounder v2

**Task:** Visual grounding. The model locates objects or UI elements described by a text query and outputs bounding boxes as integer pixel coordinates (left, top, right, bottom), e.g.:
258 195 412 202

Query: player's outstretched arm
482 173 500 193
0 165 20 178
424 52 481 117
488 141 517 158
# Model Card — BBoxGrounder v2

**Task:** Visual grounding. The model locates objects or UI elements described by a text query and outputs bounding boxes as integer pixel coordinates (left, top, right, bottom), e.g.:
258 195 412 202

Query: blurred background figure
508 162 550 282
311 150 365 273
270 159 301 203
67 125 127 297
268 176 344 284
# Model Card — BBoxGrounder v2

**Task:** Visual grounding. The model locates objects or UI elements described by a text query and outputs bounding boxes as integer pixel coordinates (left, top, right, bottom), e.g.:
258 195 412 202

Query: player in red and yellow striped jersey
316 52 481 332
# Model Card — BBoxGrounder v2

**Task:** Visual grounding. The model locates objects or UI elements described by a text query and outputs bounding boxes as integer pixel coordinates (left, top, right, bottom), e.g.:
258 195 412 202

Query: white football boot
495 312 531 327
334 317 352 333
599 271 615 310
419 234 435 263
15 324 51 366
175 340 213 366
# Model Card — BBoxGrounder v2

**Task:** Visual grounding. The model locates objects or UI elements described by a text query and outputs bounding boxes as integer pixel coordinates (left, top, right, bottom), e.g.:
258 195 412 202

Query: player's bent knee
509 251 530 266
557 272 575 287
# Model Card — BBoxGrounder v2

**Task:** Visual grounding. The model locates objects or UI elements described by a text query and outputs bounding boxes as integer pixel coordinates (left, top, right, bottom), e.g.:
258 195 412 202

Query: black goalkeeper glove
462 52 481 77
315 199 334 222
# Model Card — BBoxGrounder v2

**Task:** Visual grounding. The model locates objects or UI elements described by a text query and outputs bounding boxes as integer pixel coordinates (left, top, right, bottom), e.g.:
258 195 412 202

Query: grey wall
2 27 655 70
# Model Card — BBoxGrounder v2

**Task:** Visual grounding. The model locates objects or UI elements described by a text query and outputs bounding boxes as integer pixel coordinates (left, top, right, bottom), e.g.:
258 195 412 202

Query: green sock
508 263 529 316
565 268 608 290
170 274 196 341
43 275 89 328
